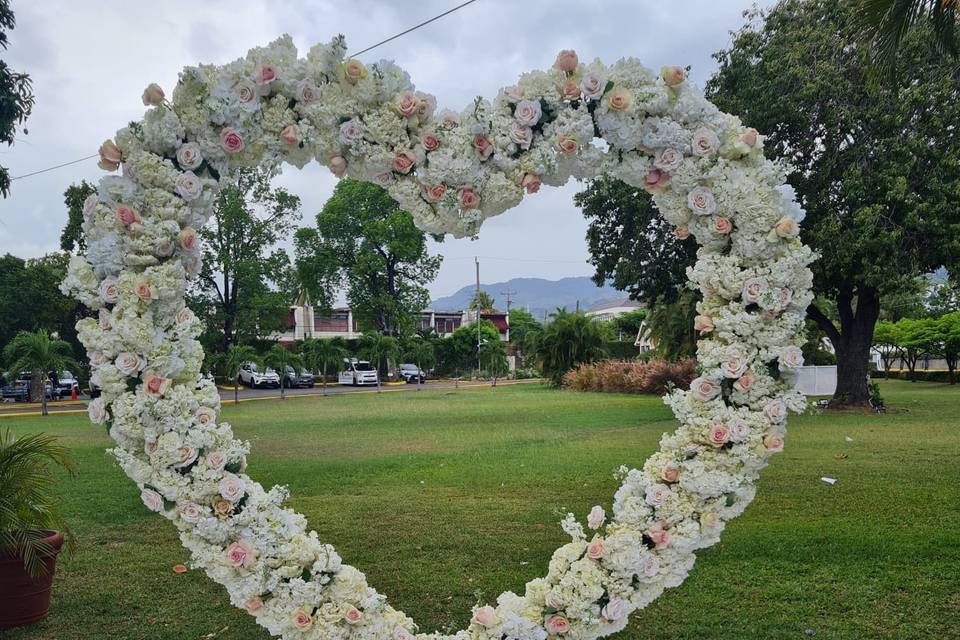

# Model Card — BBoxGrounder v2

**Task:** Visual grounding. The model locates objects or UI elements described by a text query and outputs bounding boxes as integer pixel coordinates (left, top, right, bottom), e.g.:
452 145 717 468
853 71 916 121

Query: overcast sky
0 0 773 299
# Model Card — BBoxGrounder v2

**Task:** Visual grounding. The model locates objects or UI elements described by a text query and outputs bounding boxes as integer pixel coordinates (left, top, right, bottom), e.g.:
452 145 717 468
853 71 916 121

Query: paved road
0 378 541 417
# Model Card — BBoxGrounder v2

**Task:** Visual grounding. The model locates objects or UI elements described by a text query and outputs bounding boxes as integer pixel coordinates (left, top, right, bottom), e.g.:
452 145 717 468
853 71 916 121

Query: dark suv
283 366 315 389
1 372 54 402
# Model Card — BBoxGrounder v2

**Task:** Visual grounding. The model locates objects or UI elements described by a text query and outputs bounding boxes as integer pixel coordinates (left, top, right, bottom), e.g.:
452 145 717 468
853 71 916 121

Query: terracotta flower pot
0 530 64 628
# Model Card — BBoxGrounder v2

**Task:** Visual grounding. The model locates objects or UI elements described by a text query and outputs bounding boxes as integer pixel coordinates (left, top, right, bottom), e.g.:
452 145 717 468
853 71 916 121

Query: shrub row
562 358 696 395
872 369 957 383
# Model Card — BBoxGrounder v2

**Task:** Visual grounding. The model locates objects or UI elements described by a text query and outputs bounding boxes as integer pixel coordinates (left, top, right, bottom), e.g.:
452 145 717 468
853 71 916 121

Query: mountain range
430 276 625 320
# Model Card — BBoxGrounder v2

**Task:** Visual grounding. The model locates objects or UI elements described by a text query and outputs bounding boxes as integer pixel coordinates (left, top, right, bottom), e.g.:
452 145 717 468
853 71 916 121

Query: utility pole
500 289 517 312
475 256 481 378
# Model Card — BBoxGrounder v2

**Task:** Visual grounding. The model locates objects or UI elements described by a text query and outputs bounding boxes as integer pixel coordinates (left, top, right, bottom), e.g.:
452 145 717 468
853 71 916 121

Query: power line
7 1 483 185
349 0 481 57
441 255 589 265
10 154 98 181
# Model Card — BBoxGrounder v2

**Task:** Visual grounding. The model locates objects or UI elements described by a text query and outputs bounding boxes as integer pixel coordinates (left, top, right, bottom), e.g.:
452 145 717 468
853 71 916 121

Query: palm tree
468 291 496 313
220 344 259 405
262 343 304 400
404 339 435 391
535 309 607 386
302 338 348 396
359 332 399 393
858 0 957 63
3 330 77 417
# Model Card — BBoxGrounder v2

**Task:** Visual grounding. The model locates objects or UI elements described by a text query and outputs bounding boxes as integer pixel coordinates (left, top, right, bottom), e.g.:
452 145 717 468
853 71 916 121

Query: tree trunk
807 286 881 408
234 374 239 405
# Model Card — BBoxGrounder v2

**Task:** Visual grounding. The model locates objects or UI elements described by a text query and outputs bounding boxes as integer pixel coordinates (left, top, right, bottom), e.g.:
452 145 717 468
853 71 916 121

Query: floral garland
61 35 814 640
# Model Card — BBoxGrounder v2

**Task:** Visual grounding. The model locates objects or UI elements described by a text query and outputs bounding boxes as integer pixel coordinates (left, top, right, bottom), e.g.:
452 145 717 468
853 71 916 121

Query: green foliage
0 1 34 198
295 180 441 336
0 429 75 576
3 329 78 415
856 0 958 63
574 175 697 305
644 290 698 361
60 181 96 253
706 0 960 405
479 339 509 379
403 339 436 372
301 338 349 389
212 344 259 404
535 309 607 386
358 332 400 386
189 169 300 353
468 291 496 312
435 320 501 376
612 308 647 339
262 344 304 397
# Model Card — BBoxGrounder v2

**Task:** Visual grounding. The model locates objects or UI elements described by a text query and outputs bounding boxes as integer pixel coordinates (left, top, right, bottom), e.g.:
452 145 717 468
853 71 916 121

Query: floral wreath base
62 35 814 640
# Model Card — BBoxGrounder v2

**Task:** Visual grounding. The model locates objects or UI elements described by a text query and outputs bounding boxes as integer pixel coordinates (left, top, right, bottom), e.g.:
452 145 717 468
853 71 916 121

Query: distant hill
430 276 623 320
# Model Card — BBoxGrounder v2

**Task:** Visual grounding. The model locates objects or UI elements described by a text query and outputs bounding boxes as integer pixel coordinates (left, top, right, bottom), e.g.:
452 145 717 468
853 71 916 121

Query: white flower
206 450 228 470
779 346 804 369
654 147 684 172
219 473 245 502
88 397 108 424
728 418 750 443
115 352 146 377
580 71 608 100
513 99 542 126
687 186 717 216
98 277 119 304
720 357 749 379
587 505 606 530
645 483 670 507
338 118 364 146
690 376 721 402
175 171 203 201
764 398 787 423
691 127 720 157
175 142 203 170
82 194 99 221
777 184 806 223
140 488 164 512
508 122 533 149
177 502 203 523
742 277 770 304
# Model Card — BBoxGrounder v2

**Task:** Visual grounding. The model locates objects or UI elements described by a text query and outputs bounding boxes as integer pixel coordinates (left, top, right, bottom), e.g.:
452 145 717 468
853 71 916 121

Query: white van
338 359 379 386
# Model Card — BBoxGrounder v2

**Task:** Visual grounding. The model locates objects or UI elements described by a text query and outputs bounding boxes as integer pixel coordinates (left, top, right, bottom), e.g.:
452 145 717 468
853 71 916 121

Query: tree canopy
0 1 34 198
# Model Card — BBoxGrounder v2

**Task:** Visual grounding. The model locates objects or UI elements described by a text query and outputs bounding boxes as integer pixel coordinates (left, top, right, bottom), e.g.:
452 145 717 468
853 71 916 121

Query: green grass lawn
4 380 959 640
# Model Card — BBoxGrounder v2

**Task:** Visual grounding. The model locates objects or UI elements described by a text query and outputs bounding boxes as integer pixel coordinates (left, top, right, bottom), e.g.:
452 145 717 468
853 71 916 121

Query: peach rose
134 281 152 301
606 86 632 111
280 125 298 146
173 445 198 470
457 187 480 209
674 224 690 240
521 173 541 194
740 128 759 147
693 314 714 332
392 150 416 174
586 538 604 559
764 434 784 452
329 156 347 177
343 606 362 624
713 216 733 234
423 183 446 202
214 499 233 517
244 596 264 615
220 128 245 153
394 91 419 118
642 168 671 192
661 465 679 483
473 135 494 159
773 216 799 239
733 371 754 392
291 607 312 630
544 614 569 635
420 132 439 151
179 227 198 252
98 139 122 171
708 424 731 447
143 371 170 398
554 49 579 72
340 59 367 85
141 83 165 106
555 134 578 154
561 79 581 100
115 203 140 227
472 605 499 628
660 66 685 86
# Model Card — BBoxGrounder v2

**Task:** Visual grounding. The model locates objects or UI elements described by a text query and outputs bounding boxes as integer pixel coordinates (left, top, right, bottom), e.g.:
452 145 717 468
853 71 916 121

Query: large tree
60 181 96 253
0 1 34 198
857 0 958 63
189 169 300 353
294 179 441 337
0 253 81 357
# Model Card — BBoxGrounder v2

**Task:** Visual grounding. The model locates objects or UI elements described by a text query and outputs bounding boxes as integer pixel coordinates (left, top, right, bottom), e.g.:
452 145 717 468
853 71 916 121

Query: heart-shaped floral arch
61 35 814 639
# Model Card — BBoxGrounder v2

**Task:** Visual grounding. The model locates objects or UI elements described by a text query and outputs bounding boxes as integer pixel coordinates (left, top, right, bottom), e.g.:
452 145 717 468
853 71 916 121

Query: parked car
283 366 314 389
397 363 425 384
54 370 80 399
237 363 280 388
338 359 379 386
1 372 54 402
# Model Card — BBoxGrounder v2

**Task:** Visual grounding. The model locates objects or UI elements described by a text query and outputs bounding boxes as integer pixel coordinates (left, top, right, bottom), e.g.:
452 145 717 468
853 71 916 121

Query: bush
872 369 955 383
562 358 696 395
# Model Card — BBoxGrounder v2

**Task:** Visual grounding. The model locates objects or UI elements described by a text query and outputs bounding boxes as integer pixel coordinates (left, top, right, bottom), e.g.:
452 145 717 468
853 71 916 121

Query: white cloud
0 0 771 297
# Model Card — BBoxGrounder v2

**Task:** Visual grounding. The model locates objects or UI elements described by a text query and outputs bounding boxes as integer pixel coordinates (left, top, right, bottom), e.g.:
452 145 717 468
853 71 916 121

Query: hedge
872 369 957 383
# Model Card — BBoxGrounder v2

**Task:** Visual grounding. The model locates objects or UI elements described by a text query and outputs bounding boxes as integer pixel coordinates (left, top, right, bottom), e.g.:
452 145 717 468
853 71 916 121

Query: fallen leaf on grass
833 453 848 460
172 564 188 574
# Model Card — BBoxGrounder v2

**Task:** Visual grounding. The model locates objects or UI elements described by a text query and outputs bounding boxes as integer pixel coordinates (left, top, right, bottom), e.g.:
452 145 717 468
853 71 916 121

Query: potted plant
0 428 76 628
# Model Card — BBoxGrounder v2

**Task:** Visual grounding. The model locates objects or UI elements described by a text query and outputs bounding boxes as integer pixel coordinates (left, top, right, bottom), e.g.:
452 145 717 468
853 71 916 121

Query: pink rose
416 92 436 119
687 186 717 216
175 307 195 326
764 399 787 423
176 142 203 170
296 80 317 103
392 150 416 174
641 553 660 577
341 59 367 85
561 79 581 100
82 194 99 220
141 83 165 106
555 134 578 154
420 132 439 151
606 86 632 112
205 450 227 470
438 110 459 128
98 140 122 171
713 216 733 235
394 91 419 118
503 84 525 103
544 614 569 635
580 72 607 100
220 128 245 153
693 315 714 332
194 407 216 427
422 183 446 203
280 125 298 146
773 216 799 239
343 605 362 624
661 465 679 483
214 499 232 517
291 608 312 630
244 596 264 615
660 66 685 86
513 99 542 126
708 424 731 447
728 418 750 442
235 79 257 104
115 203 140 227
253 62 276 87
674 224 690 240
457 187 480 209
140 488 164 512
225 540 256 568
647 523 670 549
134 281 152 301
742 277 770 304
642 168 670 192
654 147 684 172
472 605 498 628
554 49 579 72
740 128 759 147
177 502 203 523
587 505 605 530
179 227 198 252
733 371 754 392
173 445 198 469
473 135 494 159
764 434 784 452
329 156 347 178
586 538 604 559
175 171 203 201
143 371 170 398
690 376 721 402
88 397 108 425
779 345 804 369
99 277 119 304
721 357 749 379
219 472 245 502
509 122 533 149
691 127 720 157
521 173 541 194
645 483 670 507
